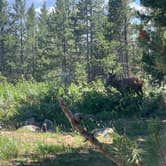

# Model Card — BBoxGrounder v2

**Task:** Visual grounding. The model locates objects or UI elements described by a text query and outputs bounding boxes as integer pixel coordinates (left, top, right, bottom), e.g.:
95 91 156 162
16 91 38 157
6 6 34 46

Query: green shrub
109 133 143 166
0 136 19 160
143 135 161 166
140 92 165 117
0 80 165 130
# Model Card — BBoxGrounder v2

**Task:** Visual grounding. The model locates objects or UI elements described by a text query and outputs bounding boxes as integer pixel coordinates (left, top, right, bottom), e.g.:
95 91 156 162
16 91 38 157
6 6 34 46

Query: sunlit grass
35 141 66 158
0 135 19 160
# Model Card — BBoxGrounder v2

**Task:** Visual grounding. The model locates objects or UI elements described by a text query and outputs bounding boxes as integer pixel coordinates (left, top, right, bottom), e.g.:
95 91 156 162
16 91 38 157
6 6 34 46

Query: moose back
105 74 144 95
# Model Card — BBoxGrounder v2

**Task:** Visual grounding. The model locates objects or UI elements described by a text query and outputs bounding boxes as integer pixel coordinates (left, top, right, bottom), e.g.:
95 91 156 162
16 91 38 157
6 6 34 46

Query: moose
105 73 144 96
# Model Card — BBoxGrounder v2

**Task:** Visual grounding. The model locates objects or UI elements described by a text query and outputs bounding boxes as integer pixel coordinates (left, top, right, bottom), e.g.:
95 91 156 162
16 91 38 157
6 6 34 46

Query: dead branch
58 97 121 166
58 97 143 166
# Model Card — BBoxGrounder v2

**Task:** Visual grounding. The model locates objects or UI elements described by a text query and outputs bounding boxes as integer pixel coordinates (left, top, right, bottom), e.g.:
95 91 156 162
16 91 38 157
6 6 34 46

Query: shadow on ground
13 151 116 166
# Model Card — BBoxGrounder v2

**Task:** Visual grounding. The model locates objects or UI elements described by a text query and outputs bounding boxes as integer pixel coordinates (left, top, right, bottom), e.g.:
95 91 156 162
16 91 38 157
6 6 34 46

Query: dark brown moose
105 73 144 96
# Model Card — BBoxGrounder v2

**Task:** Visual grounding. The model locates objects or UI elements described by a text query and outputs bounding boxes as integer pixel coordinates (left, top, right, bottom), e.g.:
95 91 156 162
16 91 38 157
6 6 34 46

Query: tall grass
0 135 19 160
35 141 66 158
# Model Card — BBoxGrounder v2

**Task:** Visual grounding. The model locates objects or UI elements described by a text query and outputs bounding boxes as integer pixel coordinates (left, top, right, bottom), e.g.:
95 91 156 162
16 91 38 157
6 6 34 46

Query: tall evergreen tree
105 0 132 78
0 0 18 80
0 0 9 75
26 3 37 79
76 0 106 81
12 0 26 78
139 0 166 82
48 0 77 86
36 1 50 81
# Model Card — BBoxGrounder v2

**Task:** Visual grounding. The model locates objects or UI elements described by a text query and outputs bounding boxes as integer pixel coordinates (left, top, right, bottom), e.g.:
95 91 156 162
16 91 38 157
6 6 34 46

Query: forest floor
0 119 166 166
0 131 115 166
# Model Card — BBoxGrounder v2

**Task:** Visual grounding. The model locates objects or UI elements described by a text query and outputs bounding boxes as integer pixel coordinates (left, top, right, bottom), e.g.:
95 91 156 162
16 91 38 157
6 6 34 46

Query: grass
0 130 113 165
0 81 165 165
0 118 166 166
35 142 66 158
0 135 19 160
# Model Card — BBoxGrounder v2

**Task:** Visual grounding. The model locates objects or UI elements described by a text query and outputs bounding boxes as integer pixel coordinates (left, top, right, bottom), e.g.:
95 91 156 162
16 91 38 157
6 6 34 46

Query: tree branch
58 97 120 166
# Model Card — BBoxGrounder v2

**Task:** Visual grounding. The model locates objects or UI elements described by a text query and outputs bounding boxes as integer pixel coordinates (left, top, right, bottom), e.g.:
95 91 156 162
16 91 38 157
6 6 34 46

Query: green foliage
0 74 7 83
109 133 143 166
140 0 166 82
143 135 161 166
0 135 19 160
0 81 49 122
0 80 165 130
140 119 166 166
35 142 66 158
0 0 165 165
140 90 165 117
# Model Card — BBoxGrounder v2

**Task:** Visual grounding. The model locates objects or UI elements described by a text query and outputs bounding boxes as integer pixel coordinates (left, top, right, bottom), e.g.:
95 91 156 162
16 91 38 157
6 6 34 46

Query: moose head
105 73 144 96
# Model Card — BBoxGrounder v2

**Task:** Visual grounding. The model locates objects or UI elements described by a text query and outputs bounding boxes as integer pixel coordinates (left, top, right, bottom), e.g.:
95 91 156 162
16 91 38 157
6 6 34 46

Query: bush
0 80 165 130
109 133 143 166
0 136 19 160
140 92 165 117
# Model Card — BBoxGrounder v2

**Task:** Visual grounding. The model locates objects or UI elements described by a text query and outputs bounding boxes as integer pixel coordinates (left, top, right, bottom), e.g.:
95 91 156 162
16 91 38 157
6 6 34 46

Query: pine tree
139 0 166 82
35 1 53 81
105 0 132 78
12 0 26 78
0 0 18 80
48 0 77 86
26 3 37 79
76 0 106 81
0 0 9 75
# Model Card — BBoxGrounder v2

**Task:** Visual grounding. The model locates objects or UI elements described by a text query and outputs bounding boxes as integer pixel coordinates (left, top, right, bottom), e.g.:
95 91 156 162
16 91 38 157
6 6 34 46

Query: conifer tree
48 0 77 86
105 0 132 78
76 0 106 81
139 0 166 82
0 0 18 80
36 1 48 80
0 0 9 75
26 3 37 79
12 0 26 78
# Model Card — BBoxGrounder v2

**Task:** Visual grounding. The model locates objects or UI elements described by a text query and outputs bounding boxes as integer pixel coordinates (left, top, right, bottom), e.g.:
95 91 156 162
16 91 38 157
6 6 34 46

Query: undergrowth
0 80 165 131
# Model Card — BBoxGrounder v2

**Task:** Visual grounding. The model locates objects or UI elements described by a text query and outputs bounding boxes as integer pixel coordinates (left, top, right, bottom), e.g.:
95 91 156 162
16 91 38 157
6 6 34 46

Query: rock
41 119 54 132
18 125 40 132
92 127 114 138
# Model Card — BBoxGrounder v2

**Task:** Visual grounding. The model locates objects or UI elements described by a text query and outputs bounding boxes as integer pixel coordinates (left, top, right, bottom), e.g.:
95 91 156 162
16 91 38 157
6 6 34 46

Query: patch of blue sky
135 0 140 5
8 0 142 15
8 0 54 8
8 0 140 8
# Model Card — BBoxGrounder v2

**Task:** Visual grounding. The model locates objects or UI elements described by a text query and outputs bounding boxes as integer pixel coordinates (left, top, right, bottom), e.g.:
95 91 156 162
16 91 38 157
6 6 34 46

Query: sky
8 0 141 8
8 0 142 13
8 0 54 9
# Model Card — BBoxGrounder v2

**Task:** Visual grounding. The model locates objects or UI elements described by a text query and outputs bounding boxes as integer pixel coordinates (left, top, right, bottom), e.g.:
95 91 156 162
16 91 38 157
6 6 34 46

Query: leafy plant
0 136 19 160
109 133 143 166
